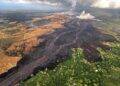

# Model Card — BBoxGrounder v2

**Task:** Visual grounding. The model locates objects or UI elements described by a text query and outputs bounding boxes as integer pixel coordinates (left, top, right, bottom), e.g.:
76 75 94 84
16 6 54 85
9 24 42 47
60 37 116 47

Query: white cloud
91 0 120 8
36 1 60 6
1 0 30 3
0 0 60 6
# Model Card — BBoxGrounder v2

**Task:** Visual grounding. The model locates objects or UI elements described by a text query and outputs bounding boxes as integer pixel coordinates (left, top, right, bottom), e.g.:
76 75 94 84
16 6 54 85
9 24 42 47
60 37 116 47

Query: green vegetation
21 42 120 86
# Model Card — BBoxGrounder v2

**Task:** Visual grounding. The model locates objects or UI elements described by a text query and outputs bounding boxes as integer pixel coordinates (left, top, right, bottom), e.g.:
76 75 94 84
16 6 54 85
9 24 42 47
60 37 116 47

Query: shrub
21 43 120 86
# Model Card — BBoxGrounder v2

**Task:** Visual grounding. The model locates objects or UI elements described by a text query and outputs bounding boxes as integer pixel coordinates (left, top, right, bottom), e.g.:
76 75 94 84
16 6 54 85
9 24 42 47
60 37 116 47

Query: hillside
22 43 120 86
0 12 119 85
0 14 67 74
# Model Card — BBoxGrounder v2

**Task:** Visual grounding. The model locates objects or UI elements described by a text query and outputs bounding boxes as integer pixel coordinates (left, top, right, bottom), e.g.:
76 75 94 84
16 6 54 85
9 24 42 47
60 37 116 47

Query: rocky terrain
0 13 117 86
0 14 67 74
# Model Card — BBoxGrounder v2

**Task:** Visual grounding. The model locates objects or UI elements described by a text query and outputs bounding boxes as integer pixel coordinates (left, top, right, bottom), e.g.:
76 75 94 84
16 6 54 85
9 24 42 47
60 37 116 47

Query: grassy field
21 42 120 86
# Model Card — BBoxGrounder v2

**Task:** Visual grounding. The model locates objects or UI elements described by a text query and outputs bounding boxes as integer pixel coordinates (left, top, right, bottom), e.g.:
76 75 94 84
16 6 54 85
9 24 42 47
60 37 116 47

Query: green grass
21 42 120 86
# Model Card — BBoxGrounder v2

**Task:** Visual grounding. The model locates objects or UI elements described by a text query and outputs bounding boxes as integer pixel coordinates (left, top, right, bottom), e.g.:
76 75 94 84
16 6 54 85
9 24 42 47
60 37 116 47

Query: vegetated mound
0 14 117 86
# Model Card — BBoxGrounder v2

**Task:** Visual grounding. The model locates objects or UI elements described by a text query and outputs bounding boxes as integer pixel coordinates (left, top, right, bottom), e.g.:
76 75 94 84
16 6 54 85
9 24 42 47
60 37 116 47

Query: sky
92 0 120 8
0 0 61 11
0 0 120 11
110 0 120 2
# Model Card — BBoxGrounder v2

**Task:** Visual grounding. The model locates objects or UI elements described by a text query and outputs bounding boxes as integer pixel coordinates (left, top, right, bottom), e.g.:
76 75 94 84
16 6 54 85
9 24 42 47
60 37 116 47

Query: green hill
21 42 120 86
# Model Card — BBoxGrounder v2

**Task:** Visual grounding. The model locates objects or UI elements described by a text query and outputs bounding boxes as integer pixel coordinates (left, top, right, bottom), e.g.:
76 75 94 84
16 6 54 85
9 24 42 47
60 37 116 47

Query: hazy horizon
0 0 120 12
0 1 62 11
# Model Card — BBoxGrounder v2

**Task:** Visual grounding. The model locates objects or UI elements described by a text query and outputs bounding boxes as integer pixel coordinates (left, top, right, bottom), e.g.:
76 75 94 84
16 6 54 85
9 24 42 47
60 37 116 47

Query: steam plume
77 11 95 19
69 0 77 11
76 10 101 21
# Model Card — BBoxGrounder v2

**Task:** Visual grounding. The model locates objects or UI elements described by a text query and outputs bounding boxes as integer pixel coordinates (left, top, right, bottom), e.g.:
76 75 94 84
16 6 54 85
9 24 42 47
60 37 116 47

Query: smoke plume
77 11 95 19
69 0 77 11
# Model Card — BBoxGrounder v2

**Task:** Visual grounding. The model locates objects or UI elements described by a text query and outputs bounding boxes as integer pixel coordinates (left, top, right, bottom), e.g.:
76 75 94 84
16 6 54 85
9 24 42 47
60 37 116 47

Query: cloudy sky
0 0 61 11
0 0 60 5
92 0 120 8
0 0 120 11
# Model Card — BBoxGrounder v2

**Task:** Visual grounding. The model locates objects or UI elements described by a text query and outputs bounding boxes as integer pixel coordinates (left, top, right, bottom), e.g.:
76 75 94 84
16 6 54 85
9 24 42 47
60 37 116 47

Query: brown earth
0 23 28 74
0 14 117 86
0 14 68 74
0 52 20 74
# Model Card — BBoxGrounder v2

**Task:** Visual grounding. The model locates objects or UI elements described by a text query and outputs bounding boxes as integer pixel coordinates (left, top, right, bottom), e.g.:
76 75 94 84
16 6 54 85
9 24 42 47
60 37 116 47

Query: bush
21 43 120 86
